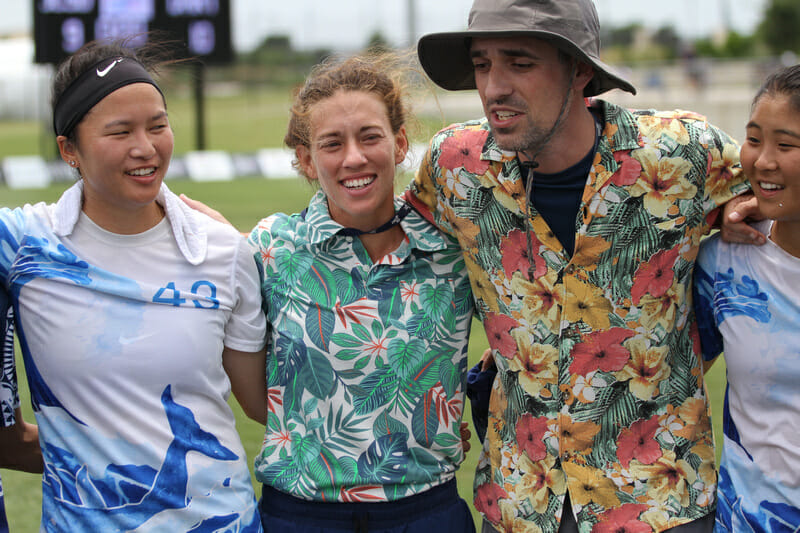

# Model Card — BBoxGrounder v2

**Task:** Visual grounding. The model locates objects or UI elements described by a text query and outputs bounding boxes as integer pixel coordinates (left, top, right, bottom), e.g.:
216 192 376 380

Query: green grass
0 178 728 532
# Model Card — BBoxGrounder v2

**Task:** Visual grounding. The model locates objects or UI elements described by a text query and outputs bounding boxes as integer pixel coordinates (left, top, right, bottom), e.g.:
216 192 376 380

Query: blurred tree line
212 31 394 89
601 0 799 63
225 35 331 88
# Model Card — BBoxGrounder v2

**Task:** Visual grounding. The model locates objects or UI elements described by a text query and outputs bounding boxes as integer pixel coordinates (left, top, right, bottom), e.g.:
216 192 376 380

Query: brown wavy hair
284 50 417 180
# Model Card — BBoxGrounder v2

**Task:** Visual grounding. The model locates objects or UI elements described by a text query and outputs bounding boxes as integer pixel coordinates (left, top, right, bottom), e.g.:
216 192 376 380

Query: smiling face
741 92 800 224
57 82 173 233
296 89 408 231
469 36 592 155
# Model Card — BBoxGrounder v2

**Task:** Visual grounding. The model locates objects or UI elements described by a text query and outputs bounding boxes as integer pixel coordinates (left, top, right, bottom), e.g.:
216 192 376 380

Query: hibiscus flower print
564 277 613 330
616 416 663 468
464 253 501 314
513 270 561 331
674 396 712 442
483 312 520 359
637 286 681 332
507 341 557 397
442 203 481 250
474 482 509 524
570 372 608 403
496 501 543 533
562 462 621 508
638 114 691 145
515 413 549 461
591 503 651 533
706 142 740 199
569 328 635 376
610 150 643 187
616 337 671 400
517 454 565 514
629 450 696 506
691 442 717 491
571 234 612 271
629 150 696 217
438 128 490 175
558 413 601 455
631 247 680 305
500 229 547 281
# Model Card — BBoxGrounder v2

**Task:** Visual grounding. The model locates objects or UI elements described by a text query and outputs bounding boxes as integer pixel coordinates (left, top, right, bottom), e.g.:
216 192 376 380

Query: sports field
0 176 727 532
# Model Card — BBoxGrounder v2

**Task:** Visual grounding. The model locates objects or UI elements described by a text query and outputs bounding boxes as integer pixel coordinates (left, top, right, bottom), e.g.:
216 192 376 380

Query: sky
2 0 768 53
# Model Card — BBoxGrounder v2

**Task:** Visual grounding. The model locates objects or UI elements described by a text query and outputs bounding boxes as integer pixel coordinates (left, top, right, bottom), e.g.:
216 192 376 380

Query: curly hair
284 51 416 179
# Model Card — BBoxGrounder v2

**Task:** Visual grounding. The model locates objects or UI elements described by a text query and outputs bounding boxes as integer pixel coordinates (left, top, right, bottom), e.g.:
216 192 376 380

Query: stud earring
69 160 76 167
779 203 784 208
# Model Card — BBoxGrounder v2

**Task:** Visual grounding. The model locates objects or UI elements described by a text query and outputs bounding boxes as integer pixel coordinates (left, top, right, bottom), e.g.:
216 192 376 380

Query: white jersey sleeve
223 235 266 353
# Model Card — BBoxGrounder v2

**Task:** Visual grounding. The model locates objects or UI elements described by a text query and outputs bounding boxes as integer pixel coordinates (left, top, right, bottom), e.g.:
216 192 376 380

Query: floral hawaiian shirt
409 99 749 532
249 190 474 502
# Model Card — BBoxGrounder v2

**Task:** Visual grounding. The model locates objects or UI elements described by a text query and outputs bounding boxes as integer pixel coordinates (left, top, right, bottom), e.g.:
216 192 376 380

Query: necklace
338 202 413 237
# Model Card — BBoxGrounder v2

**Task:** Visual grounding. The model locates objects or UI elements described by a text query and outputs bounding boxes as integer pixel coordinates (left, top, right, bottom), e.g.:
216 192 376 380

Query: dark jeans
259 479 475 533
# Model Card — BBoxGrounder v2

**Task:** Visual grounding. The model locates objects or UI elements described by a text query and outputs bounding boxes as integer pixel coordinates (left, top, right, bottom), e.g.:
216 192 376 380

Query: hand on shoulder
720 193 767 245
180 194 234 228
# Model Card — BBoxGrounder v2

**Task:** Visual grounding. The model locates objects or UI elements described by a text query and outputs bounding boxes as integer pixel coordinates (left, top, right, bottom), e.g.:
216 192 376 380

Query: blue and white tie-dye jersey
0 286 16 533
0 182 266 532
694 220 800 532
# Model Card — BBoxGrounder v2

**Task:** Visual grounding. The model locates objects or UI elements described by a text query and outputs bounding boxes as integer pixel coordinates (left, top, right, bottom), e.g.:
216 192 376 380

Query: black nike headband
53 56 164 137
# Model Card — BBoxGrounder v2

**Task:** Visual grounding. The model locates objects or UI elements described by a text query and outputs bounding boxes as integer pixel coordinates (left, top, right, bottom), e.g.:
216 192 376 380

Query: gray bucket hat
417 0 636 96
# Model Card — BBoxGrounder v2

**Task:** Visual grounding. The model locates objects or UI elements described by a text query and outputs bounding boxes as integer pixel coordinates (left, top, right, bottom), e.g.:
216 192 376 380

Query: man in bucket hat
406 0 753 531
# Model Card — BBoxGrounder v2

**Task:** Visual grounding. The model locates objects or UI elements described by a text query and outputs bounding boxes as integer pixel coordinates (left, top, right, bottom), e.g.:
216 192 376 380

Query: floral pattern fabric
249 190 474 502
409 99 749 532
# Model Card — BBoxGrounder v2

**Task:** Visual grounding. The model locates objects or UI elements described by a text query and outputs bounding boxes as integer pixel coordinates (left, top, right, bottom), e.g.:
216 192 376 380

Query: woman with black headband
0 40 267 531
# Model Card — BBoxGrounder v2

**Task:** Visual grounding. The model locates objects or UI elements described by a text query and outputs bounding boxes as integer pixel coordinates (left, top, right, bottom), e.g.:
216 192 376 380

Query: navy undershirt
522 146 594 258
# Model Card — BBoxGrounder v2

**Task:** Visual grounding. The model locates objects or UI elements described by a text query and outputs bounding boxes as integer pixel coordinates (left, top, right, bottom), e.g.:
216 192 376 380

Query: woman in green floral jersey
247 52 477 532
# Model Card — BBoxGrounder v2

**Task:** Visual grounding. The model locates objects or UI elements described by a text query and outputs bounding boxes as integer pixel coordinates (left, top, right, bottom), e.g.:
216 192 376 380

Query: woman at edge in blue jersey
0 40 267 531
693 64 800 531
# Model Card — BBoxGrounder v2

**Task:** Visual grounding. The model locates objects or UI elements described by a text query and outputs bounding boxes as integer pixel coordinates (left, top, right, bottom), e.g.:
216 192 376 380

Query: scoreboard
33 0 232 64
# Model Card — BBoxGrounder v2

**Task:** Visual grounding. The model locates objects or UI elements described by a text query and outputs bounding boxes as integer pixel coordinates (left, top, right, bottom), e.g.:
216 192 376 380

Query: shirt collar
303 189 450 253
589 98 642 153
478 119 517 164
52 180 208 265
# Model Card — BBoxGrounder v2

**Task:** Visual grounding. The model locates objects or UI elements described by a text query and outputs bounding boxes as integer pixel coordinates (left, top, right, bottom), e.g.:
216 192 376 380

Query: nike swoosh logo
119 333 155 345
96 58 123 78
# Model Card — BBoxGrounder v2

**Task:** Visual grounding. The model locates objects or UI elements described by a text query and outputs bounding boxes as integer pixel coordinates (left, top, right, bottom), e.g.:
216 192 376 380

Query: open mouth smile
342 176 376 189
127 167 156 177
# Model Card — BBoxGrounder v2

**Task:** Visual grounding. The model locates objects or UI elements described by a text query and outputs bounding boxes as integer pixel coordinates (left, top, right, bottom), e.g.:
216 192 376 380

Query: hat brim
418 30 636 96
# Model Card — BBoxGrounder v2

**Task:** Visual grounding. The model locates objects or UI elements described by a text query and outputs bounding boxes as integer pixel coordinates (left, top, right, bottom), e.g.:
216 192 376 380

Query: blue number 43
153 281 220 309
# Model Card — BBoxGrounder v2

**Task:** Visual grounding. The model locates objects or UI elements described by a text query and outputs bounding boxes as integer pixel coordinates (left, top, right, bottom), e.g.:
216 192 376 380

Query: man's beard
492 120 553 154
490 102 568 156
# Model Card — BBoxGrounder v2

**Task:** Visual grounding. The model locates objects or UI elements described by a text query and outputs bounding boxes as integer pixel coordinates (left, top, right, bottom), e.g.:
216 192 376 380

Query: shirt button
564 264 576 275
